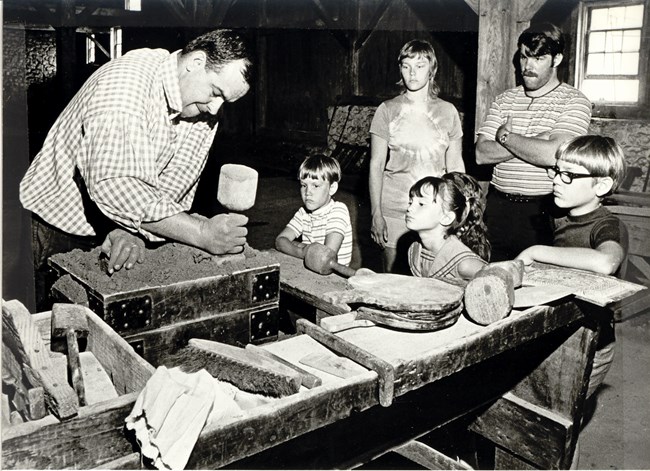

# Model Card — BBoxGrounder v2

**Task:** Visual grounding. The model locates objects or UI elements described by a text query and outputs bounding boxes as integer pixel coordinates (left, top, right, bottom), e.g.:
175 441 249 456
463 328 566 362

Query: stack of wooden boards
1 300 153 424
1 299 154 469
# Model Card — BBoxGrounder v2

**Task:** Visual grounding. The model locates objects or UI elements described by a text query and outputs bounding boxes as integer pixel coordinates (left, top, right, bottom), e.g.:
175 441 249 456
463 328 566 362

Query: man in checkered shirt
20 30 253 310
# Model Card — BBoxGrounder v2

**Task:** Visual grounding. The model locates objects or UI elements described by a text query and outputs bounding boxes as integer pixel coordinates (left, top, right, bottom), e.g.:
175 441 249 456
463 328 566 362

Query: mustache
523 71 538 77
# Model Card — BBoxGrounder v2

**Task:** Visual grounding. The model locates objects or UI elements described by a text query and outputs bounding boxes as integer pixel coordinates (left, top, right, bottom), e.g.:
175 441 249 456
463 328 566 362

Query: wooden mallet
464 260 524 326
303 243 356 278
51 304 89 406
217 164 259 212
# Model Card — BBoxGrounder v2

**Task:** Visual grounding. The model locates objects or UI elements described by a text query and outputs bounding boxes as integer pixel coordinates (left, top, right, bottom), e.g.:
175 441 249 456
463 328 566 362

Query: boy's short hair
556 135 628 192
299 155 341 184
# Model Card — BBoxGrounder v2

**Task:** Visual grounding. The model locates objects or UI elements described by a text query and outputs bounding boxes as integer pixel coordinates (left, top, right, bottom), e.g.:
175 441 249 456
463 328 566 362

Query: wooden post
56 0 77 106
474 0 548 133
350 0 361 96
255 0 268 133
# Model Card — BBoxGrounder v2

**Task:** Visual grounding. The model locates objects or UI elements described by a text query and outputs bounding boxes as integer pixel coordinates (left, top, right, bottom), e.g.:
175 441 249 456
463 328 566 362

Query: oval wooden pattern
344 273 464 313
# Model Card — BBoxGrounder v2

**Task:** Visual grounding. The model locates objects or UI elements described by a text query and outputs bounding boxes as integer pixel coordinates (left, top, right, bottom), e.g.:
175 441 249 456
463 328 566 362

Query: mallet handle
65 329 86 406
331 261 357 278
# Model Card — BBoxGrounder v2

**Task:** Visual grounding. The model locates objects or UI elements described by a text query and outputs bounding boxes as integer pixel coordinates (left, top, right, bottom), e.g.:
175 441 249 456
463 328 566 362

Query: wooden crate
1 307 155 470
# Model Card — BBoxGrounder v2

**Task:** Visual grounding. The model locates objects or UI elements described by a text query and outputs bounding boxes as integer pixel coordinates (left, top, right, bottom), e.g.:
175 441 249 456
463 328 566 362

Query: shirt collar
162 50 183 118
310 198 335 216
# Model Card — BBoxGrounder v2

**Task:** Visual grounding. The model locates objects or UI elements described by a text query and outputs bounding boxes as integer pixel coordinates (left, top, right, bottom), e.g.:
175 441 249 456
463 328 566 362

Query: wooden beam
474 0 548 134
309 0 350 49
470 393 573 469
86 32 111 60
354 0 392 51
24 0 57 26
75 6 100 24
209 0 238 26
464 0 479 15
158 0 191 26
393 440 472 470
517 0 549 21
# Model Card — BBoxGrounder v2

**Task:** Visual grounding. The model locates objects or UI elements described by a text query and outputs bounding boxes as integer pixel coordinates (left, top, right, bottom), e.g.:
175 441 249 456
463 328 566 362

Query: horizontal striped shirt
477 83 591 196
286 199 353 265
20 49 219 240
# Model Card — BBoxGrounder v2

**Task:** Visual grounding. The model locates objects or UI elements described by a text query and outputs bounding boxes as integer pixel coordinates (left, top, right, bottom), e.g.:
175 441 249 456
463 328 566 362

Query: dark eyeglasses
546 166 594 184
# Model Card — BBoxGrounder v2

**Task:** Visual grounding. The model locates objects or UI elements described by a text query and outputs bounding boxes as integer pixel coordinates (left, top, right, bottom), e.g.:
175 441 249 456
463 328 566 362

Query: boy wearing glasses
516 135 628 415
516 135 628 278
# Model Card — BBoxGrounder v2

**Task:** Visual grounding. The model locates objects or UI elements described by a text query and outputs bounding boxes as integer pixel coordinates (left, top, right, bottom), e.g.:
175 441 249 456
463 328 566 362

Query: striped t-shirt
477 83 591 196
286 199 353 265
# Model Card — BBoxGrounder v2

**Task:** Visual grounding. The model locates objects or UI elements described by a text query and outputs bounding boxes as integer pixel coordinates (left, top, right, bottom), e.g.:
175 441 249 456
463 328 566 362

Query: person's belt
492 188 549 203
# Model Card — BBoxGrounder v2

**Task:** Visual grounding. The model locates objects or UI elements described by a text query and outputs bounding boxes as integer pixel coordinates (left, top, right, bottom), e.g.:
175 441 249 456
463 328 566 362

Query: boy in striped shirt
276 155 353 266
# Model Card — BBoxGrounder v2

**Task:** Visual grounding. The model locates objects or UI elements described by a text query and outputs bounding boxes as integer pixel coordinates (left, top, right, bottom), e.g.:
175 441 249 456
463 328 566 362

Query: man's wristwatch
499 131 510 146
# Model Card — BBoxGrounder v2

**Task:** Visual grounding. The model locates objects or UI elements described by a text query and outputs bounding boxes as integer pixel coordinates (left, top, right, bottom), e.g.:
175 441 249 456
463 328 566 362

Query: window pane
590 5 644 30
624 5 644 28
586 53 605 74
582 79 639 102
602 53 617 74
605 30 623 52
621 52 639 74
622 30 641 52
591 8 610 29
589 32 606 52
606 6 628 29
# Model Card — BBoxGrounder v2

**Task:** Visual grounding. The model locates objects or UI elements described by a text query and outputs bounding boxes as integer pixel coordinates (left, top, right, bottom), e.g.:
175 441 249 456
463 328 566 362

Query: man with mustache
475 23 592 261
20 29 253 310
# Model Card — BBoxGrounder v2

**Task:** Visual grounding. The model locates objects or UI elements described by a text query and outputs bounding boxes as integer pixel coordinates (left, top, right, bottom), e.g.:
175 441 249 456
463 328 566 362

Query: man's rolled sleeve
80 113 186 241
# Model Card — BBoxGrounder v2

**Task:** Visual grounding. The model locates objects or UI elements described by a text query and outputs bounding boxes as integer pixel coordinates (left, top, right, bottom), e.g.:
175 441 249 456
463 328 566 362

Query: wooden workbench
34 252 642 470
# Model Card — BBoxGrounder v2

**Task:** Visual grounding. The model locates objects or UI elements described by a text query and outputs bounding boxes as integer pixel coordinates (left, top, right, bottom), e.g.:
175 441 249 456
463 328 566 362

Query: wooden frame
575 0 650 119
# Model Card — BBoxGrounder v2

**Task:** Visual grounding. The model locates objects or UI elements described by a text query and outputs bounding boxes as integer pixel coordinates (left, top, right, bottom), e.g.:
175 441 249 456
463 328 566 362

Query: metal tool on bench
51 303 89 406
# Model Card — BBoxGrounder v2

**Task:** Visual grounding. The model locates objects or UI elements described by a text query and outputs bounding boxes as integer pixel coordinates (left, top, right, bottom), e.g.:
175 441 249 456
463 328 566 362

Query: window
84 28 123 66
577 1 649 115
86 34 96 64
110 27 123 59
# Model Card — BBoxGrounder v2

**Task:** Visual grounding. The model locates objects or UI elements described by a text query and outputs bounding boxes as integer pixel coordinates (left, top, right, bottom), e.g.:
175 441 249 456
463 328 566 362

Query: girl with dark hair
405 173 490 282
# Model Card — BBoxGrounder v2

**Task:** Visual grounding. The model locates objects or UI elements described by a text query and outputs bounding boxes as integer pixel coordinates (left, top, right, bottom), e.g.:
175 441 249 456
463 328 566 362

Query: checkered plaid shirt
20 48 219 241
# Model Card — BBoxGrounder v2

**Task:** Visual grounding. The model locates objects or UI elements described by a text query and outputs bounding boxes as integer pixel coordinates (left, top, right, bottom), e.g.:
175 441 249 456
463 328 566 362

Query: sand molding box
49 244 281 346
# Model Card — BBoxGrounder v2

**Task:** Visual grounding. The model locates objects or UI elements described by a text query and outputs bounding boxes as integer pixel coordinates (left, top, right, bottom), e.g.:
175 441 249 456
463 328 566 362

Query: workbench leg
392 440 473 470
469 317 599 469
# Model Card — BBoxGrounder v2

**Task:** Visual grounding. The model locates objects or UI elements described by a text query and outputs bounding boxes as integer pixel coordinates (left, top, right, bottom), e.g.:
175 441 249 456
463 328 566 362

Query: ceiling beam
464 0 479 15
309 0 350 49
517 0 550 21
210 0 238 27
158 0 192 26
354 0 392 51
